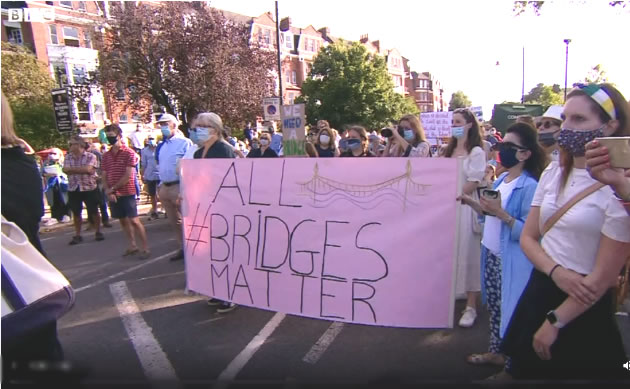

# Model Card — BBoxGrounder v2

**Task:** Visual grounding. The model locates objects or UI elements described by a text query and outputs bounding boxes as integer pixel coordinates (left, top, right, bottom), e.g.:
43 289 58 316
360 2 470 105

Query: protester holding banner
188 112 237 313
339 126 373 157
314 125 339 158
444 107 486 327
458 122 545 371
504 84 630 380
247 132 278 158
382 115 431 158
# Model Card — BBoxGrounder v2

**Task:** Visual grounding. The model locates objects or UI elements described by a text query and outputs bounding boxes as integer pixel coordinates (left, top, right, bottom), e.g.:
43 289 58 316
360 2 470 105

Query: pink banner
181 158 459 328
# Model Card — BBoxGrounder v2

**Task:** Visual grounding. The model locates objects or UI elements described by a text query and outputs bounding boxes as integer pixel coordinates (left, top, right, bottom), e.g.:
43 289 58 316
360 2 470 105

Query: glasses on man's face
497 142 528 152
537 120 560 130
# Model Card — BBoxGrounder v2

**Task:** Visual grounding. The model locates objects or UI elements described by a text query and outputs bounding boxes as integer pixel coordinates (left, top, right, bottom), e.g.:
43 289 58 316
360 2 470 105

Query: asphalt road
28 211 630 388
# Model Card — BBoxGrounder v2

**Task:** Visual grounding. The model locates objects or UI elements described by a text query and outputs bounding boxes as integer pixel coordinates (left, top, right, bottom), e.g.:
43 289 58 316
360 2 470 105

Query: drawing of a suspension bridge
297 160 431 210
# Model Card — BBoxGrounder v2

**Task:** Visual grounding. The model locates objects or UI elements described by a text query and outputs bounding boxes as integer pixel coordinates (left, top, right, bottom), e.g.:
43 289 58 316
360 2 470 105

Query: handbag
1 216 75 346
542 182 605 235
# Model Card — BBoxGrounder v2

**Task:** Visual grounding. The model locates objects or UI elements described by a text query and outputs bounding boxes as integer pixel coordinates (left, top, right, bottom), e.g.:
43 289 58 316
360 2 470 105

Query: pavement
9 205 630 388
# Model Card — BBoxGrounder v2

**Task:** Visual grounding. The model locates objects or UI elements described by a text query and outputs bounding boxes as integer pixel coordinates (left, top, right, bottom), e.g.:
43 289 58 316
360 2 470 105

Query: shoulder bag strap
542 182 605 235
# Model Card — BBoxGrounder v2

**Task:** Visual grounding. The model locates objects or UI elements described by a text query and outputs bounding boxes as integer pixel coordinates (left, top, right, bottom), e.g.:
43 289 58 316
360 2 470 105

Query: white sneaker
61 215 71 223
458 306 477 328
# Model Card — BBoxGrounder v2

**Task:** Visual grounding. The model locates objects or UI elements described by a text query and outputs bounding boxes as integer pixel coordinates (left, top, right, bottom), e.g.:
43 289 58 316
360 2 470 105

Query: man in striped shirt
63 135 104 244
102 124 150 259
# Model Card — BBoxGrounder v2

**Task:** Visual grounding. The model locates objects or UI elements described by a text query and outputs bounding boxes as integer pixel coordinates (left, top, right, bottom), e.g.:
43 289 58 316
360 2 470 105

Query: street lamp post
275 1 283 106
564 39 571 102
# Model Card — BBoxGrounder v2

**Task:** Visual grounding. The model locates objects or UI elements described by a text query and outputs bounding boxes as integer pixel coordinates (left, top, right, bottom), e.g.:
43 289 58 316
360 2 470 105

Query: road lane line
109 281 179 385
214 312 286 388
302 321 345 364
75 250 178 293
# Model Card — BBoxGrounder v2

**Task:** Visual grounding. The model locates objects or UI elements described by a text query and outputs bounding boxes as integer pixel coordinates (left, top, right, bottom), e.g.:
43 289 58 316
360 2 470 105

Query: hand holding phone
480 189 501 216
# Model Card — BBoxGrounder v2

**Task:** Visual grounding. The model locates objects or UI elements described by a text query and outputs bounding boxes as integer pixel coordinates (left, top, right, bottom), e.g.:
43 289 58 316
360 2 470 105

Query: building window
309 38 315 52
119 113 128 123
63 26 80 47
284 33 293 49
303 37 309 51
49 24 58 44
72 65 87 84
83 29 91 49
78 1 87 11
52 63 68 86
288 93 295 105
291 71 296 84
6 27 23 45
132 114 142 123
77 100 91 121
116 81 126 101
93 104 105 121
60 1 73 8
263 29 271 45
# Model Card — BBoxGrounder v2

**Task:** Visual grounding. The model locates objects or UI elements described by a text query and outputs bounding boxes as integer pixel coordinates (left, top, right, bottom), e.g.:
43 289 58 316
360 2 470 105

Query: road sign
263 97 281 121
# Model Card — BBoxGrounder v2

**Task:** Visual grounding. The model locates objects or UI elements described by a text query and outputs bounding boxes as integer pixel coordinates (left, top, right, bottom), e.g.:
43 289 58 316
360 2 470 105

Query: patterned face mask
557 126 605 157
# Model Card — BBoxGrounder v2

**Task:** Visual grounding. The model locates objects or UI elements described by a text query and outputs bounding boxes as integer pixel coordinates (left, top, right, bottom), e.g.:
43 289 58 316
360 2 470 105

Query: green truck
490 103 544 134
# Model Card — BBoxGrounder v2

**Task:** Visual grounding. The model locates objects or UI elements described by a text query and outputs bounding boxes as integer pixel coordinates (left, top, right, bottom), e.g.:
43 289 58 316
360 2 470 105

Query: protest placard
281 104 306 157
181 158 459 328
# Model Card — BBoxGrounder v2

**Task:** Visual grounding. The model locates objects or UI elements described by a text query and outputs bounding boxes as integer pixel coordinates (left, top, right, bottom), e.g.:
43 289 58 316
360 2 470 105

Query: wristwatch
546 310 565 329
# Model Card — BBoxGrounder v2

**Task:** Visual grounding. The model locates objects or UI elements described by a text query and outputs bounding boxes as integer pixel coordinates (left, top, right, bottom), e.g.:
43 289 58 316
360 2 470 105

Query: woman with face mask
502 84 630 381
314 127 339 158
246 133 278 158
458 122 546 375
381 115 431 157
536 105 563 163
444 108 486 328
339 126 372 157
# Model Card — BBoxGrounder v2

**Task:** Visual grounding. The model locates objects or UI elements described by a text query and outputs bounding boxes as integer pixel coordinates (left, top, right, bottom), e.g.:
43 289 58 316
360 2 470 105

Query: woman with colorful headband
501 83 630 380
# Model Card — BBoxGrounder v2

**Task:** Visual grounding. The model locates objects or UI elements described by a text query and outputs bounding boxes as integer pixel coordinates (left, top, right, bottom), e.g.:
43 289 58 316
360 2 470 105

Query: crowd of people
2 81 630 383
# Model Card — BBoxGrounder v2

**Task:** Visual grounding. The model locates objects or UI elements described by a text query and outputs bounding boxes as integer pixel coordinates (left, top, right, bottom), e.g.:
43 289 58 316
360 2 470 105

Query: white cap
542 105 563 122
157 113 179 125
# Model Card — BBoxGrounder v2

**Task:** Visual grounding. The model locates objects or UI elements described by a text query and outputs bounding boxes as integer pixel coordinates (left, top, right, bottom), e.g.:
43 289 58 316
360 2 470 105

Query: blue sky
210 0 630 118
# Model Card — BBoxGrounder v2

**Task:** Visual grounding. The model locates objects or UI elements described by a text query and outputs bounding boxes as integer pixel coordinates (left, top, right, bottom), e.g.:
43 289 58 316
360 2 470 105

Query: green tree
448 91 472 111
514 1 628 16
296 40 418 130
522 83 564 108
1 42 67 151
98 1 276 129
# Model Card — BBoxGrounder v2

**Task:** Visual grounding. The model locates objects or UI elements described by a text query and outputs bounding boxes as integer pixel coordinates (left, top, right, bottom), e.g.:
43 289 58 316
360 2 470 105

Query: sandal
122 248 139 257
485 370 513 382
138 250 151 260
69 236 83 245
467 352 506 366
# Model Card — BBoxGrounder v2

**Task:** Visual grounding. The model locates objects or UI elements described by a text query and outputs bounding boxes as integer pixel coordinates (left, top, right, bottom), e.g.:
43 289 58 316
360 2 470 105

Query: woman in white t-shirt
502 83 630 380
458 122 546 372
381 114 431 157
444 108 486 327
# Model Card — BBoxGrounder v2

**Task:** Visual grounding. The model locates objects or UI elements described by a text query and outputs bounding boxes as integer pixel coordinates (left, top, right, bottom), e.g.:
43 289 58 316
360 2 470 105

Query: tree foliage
522 83 564 108
514 1 628 16
448 91 472 111
582 64 610 84
1 42 68 151
296 40 418 130
98 1 276 129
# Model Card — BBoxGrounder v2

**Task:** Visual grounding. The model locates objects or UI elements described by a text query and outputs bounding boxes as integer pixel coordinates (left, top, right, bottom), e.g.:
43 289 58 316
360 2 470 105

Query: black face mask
499 148 521 168
107 136 119 145
538 132 557 147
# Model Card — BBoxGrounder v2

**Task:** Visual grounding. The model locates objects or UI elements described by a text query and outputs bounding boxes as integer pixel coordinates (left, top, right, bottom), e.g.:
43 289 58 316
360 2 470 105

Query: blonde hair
1 91 20 147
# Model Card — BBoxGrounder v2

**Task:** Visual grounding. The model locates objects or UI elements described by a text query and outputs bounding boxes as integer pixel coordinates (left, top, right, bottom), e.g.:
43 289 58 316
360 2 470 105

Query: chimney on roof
280 17 291 32
373 40 380 52
318 27 330 39
359 34 369 43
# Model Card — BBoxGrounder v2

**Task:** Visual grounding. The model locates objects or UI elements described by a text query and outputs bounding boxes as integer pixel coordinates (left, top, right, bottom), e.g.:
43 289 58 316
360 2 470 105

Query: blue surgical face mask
161 125 171 138
148 139 156 147
403 129 414 141
451 126 465 138
347 138 362 150
192 127 210 145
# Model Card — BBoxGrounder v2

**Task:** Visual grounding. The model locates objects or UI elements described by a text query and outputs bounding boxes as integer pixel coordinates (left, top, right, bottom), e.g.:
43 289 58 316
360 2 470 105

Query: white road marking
75 250 179 293
109 281 179 385
302 321 345 364
214 312 286 388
